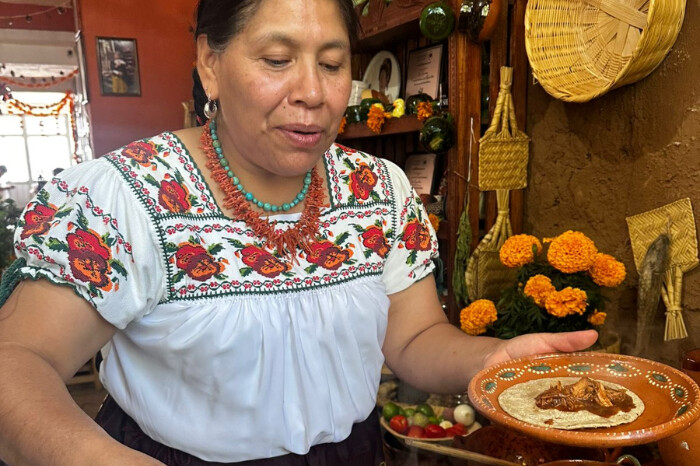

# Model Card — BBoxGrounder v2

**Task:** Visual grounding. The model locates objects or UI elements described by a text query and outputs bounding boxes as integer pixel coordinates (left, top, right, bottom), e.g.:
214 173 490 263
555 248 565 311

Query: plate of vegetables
380 401 481 443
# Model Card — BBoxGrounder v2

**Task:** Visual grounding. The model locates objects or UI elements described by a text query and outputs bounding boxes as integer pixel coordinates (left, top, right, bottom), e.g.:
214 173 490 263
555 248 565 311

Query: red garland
201 122 324 259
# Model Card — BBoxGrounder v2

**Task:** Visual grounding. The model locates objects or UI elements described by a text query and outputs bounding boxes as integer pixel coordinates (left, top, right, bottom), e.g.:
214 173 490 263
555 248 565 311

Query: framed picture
362 51 401 103
96 37 141 96
403 153 438 196
404 44 443 100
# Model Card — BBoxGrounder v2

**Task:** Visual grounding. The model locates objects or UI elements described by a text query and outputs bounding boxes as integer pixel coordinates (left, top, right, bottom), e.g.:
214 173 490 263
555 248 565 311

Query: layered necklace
201 120 324 258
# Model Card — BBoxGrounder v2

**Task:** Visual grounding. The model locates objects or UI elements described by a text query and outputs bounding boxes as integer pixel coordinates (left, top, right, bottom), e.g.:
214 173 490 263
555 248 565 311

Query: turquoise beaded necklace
209 119 312 213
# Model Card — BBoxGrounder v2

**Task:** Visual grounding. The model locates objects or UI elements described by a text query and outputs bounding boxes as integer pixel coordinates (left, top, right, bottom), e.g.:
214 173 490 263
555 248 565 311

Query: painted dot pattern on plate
605 363 641 378
496 368 524 380
647 372 671 388
482 380 497 394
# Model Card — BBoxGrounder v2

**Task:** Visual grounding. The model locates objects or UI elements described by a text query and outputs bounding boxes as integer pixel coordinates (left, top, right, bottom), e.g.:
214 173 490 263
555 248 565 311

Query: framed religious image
403 153 438 196
404 44 443 100
96 37 141 96
362 51 401 103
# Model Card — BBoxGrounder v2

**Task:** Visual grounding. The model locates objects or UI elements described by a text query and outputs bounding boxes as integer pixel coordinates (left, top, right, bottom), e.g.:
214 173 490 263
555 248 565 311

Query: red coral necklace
201 120 324 258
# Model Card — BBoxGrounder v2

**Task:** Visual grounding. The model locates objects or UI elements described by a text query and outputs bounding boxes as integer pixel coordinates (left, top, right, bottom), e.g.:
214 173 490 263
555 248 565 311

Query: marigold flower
524 274 556 307
366 105 386 134
338 115 347 135
544 287 588 318
500 234 542 268
428 213 440 233
460 299 498 335
416 101 434 122
546 230 598 273
588 311 607 326
589 253 626 287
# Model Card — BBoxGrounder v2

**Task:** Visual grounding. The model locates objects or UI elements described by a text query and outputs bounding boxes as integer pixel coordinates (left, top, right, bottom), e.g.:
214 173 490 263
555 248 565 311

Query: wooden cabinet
338 0 528 324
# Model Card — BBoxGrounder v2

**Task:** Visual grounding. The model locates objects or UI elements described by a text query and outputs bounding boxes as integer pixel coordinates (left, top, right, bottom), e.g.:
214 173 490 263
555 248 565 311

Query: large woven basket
525 0 686 102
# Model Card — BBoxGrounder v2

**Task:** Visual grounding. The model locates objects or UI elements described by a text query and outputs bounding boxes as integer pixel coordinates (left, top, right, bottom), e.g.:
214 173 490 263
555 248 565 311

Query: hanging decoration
0 2 71 27
0 68 79 89
5 92 81 164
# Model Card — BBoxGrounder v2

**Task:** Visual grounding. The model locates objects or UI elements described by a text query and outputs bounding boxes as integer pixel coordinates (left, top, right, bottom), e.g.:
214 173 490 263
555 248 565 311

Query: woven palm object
478 67 530 191
626 198 698 341
525 0 686 102
466 190 517 302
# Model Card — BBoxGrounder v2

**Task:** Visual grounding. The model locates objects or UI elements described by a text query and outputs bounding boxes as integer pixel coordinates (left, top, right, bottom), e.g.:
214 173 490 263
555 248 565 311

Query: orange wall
79 0 197 155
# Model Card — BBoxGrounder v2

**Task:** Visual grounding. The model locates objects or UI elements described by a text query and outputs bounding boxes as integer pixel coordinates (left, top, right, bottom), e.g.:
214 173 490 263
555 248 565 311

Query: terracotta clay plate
467 352 700 448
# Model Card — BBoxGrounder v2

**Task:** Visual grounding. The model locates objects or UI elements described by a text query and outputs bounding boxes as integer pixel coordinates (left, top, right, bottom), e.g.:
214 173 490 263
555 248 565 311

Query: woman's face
200 0 352 178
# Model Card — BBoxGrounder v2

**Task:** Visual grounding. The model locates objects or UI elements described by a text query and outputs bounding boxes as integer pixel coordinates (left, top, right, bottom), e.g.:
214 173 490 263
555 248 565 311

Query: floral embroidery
402 219 432 252
121 140 172 171
347 162 378 202
168 238 228 282
354 221 391 259
305 236 355 272
228 239 293 278
158 179 191 213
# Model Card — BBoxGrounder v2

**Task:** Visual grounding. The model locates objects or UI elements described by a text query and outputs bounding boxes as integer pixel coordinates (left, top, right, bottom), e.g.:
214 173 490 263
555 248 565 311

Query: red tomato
445 427 461 437
389 415 409 435
451 422 467 436
424 424 447 438
407 425 425 438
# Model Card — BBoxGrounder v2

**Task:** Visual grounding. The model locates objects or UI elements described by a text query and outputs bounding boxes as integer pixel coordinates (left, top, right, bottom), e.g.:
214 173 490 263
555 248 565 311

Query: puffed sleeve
3 158 165 329
381 160 439 295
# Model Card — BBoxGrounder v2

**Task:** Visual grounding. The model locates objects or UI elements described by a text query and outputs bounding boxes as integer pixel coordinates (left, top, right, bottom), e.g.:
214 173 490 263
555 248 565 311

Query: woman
0 0 596 465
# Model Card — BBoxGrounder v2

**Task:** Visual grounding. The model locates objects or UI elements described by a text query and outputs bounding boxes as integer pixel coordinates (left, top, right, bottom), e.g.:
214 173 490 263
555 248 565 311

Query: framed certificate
404 45 443 100
404 153 438 196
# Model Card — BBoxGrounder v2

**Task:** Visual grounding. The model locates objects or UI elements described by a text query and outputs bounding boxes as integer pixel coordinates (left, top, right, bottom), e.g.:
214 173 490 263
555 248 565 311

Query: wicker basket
478 67 530 191
525 0 687 102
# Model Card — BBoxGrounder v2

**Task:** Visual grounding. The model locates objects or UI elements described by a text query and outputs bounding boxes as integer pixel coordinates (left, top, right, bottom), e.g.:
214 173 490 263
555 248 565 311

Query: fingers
549 329 599 353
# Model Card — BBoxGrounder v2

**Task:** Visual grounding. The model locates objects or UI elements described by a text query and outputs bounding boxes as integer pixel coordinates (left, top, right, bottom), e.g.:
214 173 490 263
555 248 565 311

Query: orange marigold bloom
460 299 498 335
338 116 347 135
416 101 434 122
428 213 440 233
588 311 607 326
500 234 542 268
589 253 626 287
524 274 556 307
366 105 386 134
546 230 598 273
544 287 588 318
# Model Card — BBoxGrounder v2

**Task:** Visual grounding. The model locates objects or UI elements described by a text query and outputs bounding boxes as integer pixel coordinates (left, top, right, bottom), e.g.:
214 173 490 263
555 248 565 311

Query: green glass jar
419 1 456 42
345 105 362 124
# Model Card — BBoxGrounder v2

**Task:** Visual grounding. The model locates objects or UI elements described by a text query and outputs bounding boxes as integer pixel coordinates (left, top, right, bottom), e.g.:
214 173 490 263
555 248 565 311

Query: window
0 91 79 183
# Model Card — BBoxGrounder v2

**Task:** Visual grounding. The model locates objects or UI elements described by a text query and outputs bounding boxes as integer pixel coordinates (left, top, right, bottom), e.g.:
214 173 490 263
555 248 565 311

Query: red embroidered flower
402 219 432 251
241 245 291 278
158 179 191 213
20 204 58 239
122 140 157 165
361 225 389 258
306 240 353 270
66 229 113 290
349 162 378 200
175 242 223 281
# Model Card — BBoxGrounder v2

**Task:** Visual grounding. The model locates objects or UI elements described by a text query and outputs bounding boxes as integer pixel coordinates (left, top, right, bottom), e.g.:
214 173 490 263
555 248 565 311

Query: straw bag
525 0 687 102
465 190 517 302
478 67 530 191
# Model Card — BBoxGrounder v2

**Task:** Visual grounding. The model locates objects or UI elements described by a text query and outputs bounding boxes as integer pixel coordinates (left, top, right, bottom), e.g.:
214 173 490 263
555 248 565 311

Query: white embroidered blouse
11 133 438 462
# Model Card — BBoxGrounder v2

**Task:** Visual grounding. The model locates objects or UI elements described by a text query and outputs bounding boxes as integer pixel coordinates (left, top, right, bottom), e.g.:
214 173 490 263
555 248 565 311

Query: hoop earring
203 96 218 120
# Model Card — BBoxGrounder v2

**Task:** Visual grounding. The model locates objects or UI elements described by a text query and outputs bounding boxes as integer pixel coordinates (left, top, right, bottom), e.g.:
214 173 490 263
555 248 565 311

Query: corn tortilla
498 377 644 430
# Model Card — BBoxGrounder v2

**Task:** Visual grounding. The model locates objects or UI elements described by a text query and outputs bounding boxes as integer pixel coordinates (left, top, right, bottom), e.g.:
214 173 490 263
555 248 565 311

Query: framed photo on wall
96 37 141 96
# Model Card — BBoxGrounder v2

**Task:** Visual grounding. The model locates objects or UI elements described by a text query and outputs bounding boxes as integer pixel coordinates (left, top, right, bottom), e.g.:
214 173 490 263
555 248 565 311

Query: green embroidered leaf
364 249 372 259
55 209 72 218
305 264 318 274
189 195 200 207
175 170 185 183
340 175 350 183
374 220 383 228
188 235 199 245
143 174 161 188
208 244 224 255
282 271 294 278
37 191 50 204
46 237 68 252
76 208 89 230
214 273 227 281
172 270 186 283
226 238 246 249
346 259 357 266
343 159 355 171
407 250 418 266
385 228 394 239
239 267 253 277
335 232 349 245
164 242 178 253
110 259 127 277
33 235 45 245
159 158 172 170
370 192 382 202
129 159 138 168
102 233 116 247
352 224 366 234
347 194 356 204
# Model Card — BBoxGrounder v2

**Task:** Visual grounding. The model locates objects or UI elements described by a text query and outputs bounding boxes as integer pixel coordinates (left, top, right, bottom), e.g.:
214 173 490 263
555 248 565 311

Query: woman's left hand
482 329 599 369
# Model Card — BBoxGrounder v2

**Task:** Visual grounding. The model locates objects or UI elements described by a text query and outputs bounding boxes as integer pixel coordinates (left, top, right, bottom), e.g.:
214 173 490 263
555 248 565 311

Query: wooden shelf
355 0 433 50
337 115 422 140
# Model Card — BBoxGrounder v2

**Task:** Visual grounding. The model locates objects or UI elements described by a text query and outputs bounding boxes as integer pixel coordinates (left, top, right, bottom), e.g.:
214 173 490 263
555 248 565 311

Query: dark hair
192 0 358 122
